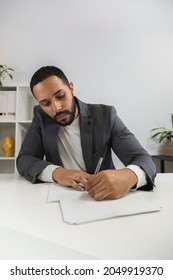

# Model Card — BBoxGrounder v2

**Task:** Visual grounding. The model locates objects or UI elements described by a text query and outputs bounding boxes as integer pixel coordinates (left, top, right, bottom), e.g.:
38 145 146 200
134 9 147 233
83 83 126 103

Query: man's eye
41 102 51 107
55 93 65 99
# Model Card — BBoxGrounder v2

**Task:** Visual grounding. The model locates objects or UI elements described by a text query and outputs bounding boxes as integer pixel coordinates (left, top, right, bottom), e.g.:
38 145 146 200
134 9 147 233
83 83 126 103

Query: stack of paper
47 183 161 225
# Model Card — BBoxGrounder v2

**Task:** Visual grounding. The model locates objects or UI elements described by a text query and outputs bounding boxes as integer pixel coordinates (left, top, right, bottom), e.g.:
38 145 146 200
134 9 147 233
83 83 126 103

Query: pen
94 146 107 175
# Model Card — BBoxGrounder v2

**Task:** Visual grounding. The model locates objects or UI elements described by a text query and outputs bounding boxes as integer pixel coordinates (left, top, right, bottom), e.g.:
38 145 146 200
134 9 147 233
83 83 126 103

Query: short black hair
30 66 70 93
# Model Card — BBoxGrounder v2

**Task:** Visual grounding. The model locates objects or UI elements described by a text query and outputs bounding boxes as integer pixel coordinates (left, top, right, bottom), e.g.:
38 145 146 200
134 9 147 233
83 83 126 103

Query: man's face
33 75 78 126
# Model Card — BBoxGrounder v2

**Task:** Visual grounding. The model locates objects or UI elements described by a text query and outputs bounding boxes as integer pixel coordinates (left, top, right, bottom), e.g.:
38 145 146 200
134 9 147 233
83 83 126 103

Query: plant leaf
159 134 167 143
151 127 165 131
8 74 13 79
171 114 173 130
0 64 14 81
7 68 14 71
159 131 173 142
151 132 163 138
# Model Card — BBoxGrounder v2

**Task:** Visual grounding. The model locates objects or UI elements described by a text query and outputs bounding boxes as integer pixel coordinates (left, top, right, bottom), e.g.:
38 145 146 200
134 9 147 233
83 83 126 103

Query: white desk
0 173 173 260
0 225 96 260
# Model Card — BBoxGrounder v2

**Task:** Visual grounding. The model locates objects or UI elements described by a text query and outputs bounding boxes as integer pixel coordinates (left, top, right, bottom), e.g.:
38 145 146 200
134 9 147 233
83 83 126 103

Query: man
17 66 156 200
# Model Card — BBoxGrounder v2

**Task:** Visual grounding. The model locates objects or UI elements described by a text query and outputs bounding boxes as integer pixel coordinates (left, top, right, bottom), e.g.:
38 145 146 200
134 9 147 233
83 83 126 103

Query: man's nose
52 99 62 113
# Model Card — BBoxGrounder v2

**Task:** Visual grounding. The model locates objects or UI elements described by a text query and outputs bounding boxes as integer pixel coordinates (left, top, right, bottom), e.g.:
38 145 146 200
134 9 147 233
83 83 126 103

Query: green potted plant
0 64 14 86
151 114 173 156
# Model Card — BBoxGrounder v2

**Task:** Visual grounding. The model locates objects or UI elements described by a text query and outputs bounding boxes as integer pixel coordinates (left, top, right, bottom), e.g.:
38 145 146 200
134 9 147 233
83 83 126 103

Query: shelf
0 157 15 160
0 120 16 123
0 87 16 91
17 120 32 124
0 85 36 174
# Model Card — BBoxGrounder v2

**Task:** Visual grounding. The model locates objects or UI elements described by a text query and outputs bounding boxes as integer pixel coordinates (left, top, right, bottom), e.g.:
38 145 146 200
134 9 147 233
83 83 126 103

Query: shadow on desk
152 155 173 173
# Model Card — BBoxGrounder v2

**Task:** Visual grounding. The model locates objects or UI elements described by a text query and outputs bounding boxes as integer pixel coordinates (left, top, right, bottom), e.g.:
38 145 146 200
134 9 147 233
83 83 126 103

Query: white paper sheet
47 183 83 202
48 183 161 224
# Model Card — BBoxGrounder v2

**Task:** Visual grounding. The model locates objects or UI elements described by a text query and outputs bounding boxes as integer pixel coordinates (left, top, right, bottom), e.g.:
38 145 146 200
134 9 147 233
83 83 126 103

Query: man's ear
69 82 74 95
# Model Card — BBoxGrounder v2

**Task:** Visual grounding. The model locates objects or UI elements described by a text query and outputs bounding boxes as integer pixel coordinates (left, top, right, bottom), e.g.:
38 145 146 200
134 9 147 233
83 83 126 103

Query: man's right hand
52 168 92 191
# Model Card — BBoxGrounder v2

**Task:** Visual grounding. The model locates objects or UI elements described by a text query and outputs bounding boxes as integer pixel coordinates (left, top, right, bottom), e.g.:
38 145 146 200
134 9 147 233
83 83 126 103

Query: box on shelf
0 87 16 121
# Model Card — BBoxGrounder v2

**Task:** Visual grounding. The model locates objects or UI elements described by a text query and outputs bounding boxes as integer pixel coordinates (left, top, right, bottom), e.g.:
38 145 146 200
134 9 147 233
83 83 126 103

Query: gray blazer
17 97 156 190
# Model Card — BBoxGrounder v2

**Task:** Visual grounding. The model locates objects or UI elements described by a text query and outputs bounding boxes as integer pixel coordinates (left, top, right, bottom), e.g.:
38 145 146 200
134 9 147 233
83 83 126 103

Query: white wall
1 0 173 169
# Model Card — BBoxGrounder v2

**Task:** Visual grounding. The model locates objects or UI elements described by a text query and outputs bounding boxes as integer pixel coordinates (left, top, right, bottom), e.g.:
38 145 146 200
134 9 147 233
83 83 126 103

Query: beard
53 98 77 126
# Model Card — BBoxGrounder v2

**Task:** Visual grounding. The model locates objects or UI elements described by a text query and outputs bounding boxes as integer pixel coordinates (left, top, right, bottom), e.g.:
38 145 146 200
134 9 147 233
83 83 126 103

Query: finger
92 187 113 201
85 173 93 180
79 177 91 189
78 182 85 190
68 180 85 191
91 188 109 201
88 181 106 197
74 174 93 190
85 175 101 190
94 186 126 200
72 172 91 184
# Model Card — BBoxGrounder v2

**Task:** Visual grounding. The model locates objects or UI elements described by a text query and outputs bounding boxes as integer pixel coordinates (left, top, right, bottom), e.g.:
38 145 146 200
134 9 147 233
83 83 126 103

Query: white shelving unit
0 85 37 173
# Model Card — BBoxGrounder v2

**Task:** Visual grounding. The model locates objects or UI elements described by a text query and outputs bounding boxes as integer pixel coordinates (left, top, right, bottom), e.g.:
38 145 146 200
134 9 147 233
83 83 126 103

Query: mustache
54 110 71 118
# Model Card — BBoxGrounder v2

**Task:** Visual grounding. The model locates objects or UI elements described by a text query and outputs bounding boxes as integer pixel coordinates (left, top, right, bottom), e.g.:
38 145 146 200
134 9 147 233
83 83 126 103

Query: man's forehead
33 76 66 93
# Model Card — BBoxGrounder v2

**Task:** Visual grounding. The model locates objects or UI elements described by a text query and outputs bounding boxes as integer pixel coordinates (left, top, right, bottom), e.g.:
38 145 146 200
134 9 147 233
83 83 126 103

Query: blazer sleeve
16 107 53 183
109 106 157 190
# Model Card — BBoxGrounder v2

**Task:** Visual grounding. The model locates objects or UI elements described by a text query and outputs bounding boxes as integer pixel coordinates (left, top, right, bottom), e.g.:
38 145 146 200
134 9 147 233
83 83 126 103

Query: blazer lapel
45 118 63 165
80 115 94 174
